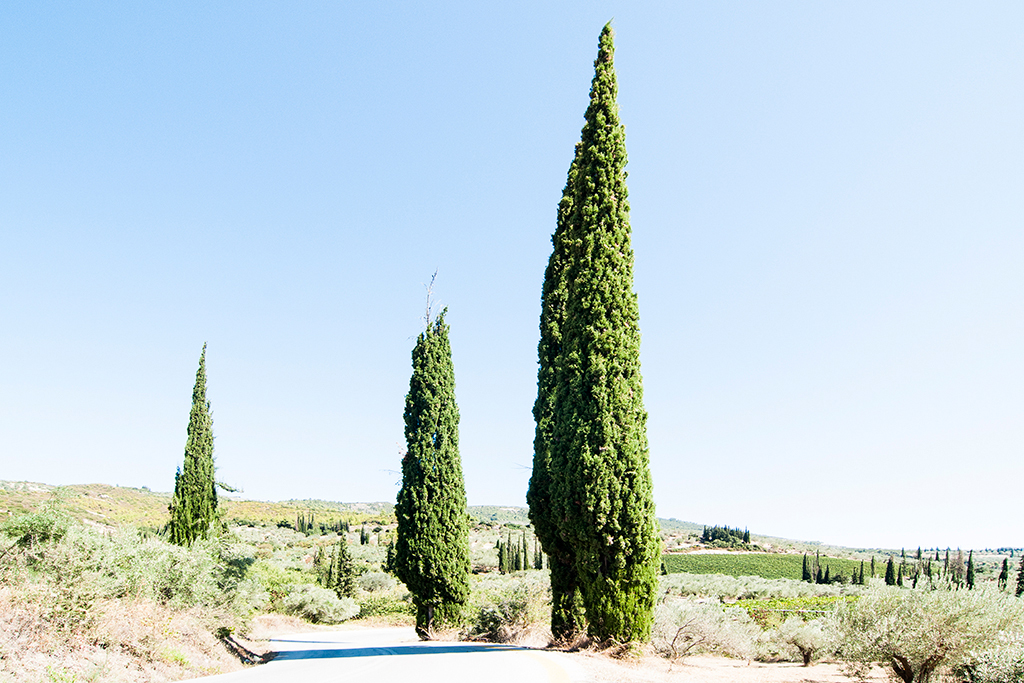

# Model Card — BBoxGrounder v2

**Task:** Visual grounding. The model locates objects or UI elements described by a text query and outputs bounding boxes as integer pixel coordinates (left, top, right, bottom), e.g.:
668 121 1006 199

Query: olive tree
832 585 1024 683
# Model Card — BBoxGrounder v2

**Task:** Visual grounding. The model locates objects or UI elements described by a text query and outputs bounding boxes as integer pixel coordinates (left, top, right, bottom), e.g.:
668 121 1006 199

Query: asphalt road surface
195 627 586 683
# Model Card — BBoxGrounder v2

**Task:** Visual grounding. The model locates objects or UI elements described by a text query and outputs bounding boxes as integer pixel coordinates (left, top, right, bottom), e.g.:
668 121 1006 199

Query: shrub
357 593 415 619
282 584 360 624
653 598 759 661
465 573 550 643
773 616 829 666
954 631 1024 683
831 585 1024 683
358 571 396 593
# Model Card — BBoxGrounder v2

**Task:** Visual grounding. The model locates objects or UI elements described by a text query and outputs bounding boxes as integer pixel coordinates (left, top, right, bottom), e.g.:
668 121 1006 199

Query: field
663 552 864 581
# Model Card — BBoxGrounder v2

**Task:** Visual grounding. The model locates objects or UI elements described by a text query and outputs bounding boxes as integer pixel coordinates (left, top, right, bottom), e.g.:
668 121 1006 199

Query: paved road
195 627 586 683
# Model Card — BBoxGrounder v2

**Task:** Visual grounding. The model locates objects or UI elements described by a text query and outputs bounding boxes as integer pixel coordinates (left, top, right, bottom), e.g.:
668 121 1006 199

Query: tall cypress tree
394 309 470 639
545 23 660 643
168 344 218 546
966 550 976 590
1016 556 1024 597
998 558 1009 590
528 139 586 640
801 554 811 582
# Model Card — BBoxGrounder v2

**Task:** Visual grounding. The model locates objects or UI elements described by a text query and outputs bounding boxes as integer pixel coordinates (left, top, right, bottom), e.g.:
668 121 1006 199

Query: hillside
0 480 915 563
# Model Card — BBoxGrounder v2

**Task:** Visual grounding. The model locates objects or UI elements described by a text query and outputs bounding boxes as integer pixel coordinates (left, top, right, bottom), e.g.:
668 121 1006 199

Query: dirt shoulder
568 652 890 683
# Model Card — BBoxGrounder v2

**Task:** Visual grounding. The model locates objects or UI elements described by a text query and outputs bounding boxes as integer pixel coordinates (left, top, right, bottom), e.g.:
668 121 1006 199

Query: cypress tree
801 554 811 582
897 563 904 587
527 117 586 641
322 536 356 599
859 560 865 586
998 558 1009 590
394 310 470 638
1016 555 1024 597
542 22 660 644
168 344 218 546
966 551 975 590
871 556 876 578
885 556 896 586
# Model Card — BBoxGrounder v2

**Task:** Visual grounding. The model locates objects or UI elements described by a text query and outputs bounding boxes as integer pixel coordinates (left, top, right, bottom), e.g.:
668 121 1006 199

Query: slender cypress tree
885 556 896 586
394 309 470 638
801 554 811 582
998 558 1009 590
528 140 587 639
966 550 975 590
541 22 660 644
1016 555 1024 597
168 344 218 546
858 560 865 585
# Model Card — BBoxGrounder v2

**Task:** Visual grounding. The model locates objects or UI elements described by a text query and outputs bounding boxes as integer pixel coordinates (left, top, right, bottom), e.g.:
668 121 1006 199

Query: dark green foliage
527 87 585 642
998 558 1009 590
315 537 356 599
966 551 975 590
859 560 865 586
539 22 659 644
871 556 876 578
394 310 470 638
802 554 811 583
360 525 370 545
168 344 218 546
885 556 896 586
700 525 752 548
897 563 904 587
1016 556 1024 597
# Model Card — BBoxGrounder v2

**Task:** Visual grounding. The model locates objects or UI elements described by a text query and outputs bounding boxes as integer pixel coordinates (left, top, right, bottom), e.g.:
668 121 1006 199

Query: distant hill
0 481 395 529
0 480 877 559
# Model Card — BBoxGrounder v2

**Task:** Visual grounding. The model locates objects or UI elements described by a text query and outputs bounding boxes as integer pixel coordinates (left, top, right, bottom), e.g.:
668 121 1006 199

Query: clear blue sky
2 2 1021 550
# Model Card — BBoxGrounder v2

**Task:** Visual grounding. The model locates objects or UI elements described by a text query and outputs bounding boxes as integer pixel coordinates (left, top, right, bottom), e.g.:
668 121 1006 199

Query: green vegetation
662 552 864 581
530 21 659 644
394 308 471 638
168 344 219 546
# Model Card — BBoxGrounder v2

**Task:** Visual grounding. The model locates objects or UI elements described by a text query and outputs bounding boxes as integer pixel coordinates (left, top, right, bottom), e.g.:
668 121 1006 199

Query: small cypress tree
802 554 811 582
321 537 356 599
1016 555 1024 597
966 551 976 590
998 558 1009 590
168 344 218 546
885 556 896 586
871 556 876 578
897 563 904 587
394 309 470 638
858 560 865 585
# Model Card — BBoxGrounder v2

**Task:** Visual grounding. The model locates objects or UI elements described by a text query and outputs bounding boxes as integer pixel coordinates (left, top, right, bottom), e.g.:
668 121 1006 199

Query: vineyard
663 552 864 581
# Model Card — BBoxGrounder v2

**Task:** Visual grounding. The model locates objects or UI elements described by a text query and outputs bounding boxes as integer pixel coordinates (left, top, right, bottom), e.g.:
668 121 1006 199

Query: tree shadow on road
270 641 525 661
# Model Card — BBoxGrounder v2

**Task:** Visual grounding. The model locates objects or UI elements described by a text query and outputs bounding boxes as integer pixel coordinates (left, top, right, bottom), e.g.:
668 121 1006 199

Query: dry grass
0 587 249 683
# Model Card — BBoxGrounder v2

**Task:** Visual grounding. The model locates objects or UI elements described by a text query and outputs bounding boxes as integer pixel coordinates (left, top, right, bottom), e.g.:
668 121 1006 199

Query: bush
955 631 1024 683
653 598 759 661
282 584 360 624
358 571 396 593
773 616 829 666
357 593 415 619
465 573 550 643
831 585 1024 683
